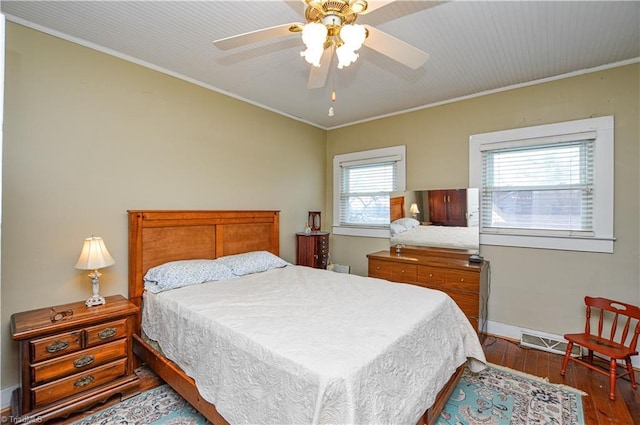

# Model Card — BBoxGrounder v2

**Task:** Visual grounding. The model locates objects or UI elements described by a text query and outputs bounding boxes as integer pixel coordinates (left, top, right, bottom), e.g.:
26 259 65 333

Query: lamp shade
75 236 115 270
409 203 420 215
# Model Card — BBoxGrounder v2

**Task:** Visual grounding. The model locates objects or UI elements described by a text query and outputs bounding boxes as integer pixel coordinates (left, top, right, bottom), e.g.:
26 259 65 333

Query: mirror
389 188 480 251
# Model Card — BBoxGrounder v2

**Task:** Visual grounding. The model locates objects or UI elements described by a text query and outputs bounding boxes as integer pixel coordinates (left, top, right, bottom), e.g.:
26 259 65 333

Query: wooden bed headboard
390 196 405 222
127 210 280 307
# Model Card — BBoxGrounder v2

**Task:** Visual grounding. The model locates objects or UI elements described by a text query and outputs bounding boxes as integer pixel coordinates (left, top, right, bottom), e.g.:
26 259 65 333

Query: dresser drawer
32 339 127 385
369 259 392 280
390 263 417 283
417 265 446 285
85 319 127 347
446 270 480 293
445 290 480 318
31 331 83 363
32 359 127 408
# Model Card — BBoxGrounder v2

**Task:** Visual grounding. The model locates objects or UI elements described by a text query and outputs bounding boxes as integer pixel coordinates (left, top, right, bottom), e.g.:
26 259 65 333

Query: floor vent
520 329 582 356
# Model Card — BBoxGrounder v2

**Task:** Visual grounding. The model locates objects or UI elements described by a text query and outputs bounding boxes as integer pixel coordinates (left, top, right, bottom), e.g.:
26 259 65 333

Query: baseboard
1 386 17 411
486 320 640 369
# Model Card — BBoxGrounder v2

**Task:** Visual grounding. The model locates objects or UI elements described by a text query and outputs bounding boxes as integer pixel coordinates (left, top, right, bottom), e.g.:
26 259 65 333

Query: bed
128 210 486 425
391 223 479 250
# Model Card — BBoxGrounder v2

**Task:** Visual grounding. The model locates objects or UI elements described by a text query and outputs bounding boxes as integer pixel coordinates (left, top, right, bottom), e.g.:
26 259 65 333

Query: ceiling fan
213 0 430 89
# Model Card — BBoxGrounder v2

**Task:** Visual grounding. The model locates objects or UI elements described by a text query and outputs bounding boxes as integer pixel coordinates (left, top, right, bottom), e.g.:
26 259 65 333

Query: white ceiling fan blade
363 25 429 69
359 0 397 15
213 23 303 50
307 47 334 89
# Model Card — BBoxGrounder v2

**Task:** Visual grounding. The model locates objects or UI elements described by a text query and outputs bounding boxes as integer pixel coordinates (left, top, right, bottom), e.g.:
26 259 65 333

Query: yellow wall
327 63 640 338
1 23 326 389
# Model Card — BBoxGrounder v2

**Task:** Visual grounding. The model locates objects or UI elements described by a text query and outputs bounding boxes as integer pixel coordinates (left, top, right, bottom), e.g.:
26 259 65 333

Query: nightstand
296 231 330 269
10 295 140 423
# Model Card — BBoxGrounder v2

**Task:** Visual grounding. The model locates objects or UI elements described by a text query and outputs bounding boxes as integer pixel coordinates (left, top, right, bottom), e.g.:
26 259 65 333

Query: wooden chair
561 296 640 400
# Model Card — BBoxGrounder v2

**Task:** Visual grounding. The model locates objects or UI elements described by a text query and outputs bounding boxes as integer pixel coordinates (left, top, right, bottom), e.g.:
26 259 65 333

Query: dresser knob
429 273 433 277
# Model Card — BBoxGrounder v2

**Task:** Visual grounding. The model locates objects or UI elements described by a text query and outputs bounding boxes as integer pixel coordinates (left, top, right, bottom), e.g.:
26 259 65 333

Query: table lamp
75 236 115 307
409 203 420 219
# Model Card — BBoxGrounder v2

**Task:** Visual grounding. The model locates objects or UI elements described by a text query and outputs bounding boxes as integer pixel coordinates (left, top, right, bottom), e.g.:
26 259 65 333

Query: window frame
332 146 406 238
469 116 614 253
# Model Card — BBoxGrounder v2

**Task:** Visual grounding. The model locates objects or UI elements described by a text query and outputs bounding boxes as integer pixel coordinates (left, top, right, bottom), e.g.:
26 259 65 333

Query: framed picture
309 211 321 231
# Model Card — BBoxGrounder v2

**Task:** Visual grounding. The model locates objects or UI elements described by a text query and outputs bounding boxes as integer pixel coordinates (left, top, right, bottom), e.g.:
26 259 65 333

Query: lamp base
86 270 106 307
86 295 106 307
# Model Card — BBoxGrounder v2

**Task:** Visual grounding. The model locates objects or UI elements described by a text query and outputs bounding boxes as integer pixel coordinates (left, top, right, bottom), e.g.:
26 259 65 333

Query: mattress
142 265 486 425
391 225 480 250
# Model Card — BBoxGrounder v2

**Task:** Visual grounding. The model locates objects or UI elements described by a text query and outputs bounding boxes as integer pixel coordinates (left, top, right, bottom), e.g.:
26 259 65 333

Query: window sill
332 226 390 238
480 233 615 253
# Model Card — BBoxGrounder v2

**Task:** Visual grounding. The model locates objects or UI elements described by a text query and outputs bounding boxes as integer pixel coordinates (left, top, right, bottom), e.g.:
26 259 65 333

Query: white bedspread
391 225 479 250
142 265 486 425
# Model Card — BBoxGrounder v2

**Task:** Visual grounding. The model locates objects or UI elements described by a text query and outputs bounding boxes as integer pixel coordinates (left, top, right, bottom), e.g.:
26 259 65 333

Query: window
469 116 614 253
333 146 406 237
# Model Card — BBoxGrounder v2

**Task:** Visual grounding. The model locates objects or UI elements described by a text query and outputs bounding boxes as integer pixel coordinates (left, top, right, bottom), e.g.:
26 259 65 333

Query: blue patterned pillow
216 251 289 276
144 260 236 293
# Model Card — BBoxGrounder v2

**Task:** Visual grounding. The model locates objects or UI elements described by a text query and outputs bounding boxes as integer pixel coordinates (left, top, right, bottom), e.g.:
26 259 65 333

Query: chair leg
609 358 617 401
561 342 573 376
625 357 637 389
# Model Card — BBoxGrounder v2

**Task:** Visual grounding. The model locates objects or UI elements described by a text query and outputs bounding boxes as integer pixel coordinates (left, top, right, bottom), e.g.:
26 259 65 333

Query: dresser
11 294 140 423
367 246 488 333
296 231 330 269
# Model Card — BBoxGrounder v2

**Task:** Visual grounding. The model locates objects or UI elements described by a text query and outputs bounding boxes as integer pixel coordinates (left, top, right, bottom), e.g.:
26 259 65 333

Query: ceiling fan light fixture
336 24 366 68
349 0 368 14
301 22 328 67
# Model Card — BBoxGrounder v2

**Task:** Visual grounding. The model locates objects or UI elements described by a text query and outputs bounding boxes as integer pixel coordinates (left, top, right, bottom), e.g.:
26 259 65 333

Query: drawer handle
46 340 69 353
98 327 118 339
429 273 433 277
376 266 381 270
74 375 95 389
73 354 95 368
460 278 465 282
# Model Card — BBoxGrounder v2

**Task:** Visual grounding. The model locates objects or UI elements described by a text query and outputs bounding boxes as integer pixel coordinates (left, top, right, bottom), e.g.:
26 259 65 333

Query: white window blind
339 157 399 227
481 138 595 236
333 146 406 237
469 116 614 253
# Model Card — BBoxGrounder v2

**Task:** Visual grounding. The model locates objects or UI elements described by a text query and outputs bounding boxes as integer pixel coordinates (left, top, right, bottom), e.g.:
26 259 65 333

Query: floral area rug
437 363 586 425
70 384 210 425
72 363 586 425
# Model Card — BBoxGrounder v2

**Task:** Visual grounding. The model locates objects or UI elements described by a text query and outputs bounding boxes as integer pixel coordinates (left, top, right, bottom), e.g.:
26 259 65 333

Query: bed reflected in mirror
389 188 480 251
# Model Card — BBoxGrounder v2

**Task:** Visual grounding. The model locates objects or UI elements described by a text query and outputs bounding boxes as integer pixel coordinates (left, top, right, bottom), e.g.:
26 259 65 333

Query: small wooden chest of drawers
296 231 330 269
11 295 140 423
368 247 488 333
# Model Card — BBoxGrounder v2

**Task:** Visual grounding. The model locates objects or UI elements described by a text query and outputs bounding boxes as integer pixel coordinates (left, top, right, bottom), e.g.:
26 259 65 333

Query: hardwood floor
5 335 638 424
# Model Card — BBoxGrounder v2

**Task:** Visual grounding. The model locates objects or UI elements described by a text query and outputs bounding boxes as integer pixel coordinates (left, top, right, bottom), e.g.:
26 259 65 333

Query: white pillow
216 251 290 276
393 217 420 229
390 222 407 236
144 260 236 293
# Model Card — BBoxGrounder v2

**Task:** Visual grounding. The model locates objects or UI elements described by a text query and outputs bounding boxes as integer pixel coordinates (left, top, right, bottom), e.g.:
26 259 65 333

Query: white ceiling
3 1 639 129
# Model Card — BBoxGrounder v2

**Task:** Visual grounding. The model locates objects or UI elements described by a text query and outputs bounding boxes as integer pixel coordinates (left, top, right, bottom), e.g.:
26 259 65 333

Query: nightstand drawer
31 331 83 363
32 339 127 385
85 319 127 347
32 358 127 408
